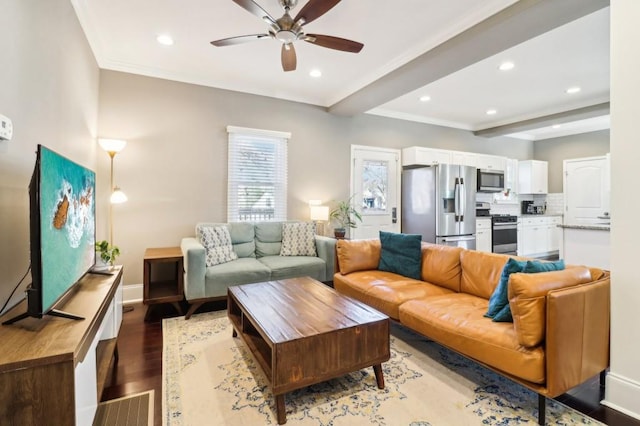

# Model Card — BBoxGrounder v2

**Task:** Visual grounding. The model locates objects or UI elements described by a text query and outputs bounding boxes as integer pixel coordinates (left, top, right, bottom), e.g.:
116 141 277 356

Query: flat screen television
3 144 96 325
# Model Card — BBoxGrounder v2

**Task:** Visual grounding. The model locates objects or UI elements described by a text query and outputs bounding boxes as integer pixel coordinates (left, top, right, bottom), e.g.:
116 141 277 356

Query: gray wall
98 70 532 285
534 129 610 193
0 0 100 314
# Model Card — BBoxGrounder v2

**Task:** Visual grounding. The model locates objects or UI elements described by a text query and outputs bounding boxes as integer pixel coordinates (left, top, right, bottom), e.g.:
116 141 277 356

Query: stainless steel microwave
477 168 505 192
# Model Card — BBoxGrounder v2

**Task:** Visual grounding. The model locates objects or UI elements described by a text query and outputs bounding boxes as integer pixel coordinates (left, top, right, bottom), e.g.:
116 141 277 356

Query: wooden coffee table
227 276 390 425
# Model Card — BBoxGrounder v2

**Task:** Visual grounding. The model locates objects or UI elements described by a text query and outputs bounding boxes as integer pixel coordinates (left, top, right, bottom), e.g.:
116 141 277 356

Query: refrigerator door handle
454 178 460 222
459 177 465 222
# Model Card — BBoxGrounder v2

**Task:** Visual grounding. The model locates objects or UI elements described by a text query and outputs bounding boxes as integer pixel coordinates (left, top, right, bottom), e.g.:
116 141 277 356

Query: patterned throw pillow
280 222 317 257
199 226 238 267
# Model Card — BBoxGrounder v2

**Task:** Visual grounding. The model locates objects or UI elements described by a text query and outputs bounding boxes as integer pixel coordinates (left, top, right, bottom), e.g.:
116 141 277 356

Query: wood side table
143 247 184 321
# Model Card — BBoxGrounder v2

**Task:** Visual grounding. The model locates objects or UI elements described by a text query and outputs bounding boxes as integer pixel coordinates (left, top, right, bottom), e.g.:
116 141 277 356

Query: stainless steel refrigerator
401 165 477 250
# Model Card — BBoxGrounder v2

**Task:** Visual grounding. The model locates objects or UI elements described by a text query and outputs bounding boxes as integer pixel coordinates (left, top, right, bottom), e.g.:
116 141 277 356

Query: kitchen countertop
559 224 610 231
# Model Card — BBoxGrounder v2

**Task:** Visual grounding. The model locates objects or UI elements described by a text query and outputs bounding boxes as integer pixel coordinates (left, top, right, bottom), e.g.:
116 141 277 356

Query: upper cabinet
476 154 506 171
518 160 548 194
402 147 451 166
450 151 478 168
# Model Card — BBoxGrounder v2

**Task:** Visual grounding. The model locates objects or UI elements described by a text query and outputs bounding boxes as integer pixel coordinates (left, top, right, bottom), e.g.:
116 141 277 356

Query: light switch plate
0 114 13 140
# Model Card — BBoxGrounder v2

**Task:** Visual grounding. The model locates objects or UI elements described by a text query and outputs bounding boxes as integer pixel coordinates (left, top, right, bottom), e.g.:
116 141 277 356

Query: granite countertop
559 224 610 231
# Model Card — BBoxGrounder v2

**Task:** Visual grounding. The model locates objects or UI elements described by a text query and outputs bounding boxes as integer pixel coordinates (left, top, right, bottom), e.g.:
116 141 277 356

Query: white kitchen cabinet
476 154 506 171
518 160 548 194
402 147 451 166
518 216 562 257
504 158 518 194
476 218 492 252
451 151 477 167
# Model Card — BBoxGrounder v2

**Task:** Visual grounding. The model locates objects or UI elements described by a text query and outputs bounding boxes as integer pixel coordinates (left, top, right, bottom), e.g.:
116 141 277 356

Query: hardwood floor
102 301 640 426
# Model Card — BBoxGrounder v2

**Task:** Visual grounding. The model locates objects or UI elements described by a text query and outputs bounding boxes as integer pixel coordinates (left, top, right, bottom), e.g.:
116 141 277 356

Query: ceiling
71 0 610 141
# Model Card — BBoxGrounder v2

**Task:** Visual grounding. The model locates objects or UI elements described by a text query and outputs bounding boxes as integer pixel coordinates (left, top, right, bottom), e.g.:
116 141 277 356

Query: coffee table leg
276 394 286 424
232 328 237 338
373 364 385 389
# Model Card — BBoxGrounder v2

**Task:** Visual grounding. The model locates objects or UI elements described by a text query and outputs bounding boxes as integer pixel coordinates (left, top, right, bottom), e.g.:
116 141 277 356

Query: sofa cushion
255 222 283 257
336 239 381 274
485 258 528 319
378 231 422 279
228 222 256 258
199 226 238 266
460 250 511 299
258 255 325 281
334 271 453 320
421 244 463 292
508 267 592 348
280 222 317 256
204 258 271 289
399 294 546 384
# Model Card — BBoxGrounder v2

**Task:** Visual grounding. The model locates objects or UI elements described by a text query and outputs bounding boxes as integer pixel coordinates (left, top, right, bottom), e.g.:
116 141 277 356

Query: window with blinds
226 126 290 222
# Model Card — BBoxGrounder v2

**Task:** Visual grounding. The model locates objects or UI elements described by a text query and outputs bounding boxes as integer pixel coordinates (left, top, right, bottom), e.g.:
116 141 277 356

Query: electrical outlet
0 114 13 140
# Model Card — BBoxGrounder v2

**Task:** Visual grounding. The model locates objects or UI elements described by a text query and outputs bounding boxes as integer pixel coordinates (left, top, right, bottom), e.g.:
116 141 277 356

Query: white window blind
227 126 289 222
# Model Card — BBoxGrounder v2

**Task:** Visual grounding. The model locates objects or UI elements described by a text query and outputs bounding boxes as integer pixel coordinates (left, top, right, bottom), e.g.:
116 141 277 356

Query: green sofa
180 222 336 318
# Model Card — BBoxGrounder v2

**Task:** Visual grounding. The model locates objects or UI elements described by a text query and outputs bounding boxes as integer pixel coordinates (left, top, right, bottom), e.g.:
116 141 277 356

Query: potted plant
329 197 362 238
95 240 121 270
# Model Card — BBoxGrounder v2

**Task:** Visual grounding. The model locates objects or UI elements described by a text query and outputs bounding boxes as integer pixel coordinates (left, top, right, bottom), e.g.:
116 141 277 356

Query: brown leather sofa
333 239 610 425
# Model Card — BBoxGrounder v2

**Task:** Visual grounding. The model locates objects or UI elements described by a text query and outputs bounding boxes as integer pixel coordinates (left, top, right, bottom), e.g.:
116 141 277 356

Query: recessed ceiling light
419 95 431 102
486 109 497 115
498 61 514 71
309 69 322 78
552 124 562 129
157 34 174 46
566 86 581 94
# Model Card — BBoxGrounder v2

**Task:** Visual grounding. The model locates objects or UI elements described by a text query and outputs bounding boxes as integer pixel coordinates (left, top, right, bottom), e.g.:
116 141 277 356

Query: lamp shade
110 187 128 204
98 138 127 154
310 205 329 222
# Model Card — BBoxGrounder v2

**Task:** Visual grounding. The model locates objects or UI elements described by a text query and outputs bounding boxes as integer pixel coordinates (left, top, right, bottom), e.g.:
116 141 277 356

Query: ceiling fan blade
281 44 297 72
304 34 363 53
232 0 277 25
210 34 270 47
294 0 341 25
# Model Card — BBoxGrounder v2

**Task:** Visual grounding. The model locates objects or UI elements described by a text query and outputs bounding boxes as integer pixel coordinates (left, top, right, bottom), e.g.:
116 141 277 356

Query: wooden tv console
0 267 123 426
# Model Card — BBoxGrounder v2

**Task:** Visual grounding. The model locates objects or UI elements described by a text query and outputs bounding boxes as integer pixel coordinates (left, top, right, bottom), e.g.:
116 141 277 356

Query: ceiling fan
211 0 364 72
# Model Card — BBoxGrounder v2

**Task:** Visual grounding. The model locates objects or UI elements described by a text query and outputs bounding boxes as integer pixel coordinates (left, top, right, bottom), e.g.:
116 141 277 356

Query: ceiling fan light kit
211 0 363 72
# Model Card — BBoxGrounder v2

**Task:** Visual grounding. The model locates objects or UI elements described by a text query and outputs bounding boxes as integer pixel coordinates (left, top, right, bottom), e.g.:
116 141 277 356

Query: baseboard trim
602 371 640 421
123 283 143 304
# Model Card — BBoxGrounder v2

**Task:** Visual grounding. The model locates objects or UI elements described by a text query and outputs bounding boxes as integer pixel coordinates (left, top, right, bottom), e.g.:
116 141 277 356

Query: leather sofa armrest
181 237 206 300
315 235 337 280
544 274 610 397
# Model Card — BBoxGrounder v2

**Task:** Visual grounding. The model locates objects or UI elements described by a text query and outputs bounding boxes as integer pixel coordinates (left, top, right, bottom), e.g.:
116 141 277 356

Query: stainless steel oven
492 215 518 255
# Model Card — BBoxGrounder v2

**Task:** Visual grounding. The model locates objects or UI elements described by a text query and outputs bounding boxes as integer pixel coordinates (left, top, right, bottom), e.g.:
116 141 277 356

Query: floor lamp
98 138 132 313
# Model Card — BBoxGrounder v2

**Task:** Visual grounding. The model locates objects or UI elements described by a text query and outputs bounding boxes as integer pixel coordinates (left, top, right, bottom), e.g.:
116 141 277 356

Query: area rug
163 311 603 425
94 390 154 426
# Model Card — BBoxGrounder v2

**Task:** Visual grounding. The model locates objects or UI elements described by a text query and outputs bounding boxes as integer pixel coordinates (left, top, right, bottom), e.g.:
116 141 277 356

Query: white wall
0 0 101 314
604 0 640 420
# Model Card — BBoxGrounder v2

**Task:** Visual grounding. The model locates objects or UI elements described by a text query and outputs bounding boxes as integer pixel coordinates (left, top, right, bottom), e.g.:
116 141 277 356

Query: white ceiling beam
473 102 610 138
328 0 610 116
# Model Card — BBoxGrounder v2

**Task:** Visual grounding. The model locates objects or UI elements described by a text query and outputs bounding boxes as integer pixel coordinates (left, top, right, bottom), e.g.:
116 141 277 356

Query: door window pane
362 160 388 213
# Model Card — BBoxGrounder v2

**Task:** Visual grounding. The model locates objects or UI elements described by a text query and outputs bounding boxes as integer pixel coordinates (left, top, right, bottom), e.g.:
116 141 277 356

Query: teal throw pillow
523 259 565 273
491 258 567 323
378 231 422 280
485 258 527 319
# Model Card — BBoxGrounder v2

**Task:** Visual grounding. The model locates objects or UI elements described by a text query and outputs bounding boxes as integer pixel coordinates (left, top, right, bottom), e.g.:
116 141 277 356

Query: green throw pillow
523 259 565 273
485 258 527 319
492 258 567 323
378 231 422 280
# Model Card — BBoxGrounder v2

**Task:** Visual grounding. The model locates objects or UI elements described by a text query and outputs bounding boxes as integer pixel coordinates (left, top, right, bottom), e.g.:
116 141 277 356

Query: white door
350 145 401 240
564 156 610 225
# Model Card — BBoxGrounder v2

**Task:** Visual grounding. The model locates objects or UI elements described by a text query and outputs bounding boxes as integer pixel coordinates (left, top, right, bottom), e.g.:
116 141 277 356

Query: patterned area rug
163 311 603 426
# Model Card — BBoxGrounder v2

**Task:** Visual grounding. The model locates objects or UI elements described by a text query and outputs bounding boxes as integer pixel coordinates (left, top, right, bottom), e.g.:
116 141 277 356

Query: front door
350 145 401 240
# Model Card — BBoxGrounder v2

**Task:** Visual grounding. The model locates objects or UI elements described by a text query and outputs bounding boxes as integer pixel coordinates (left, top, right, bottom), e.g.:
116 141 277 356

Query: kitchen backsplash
476 192 564 216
